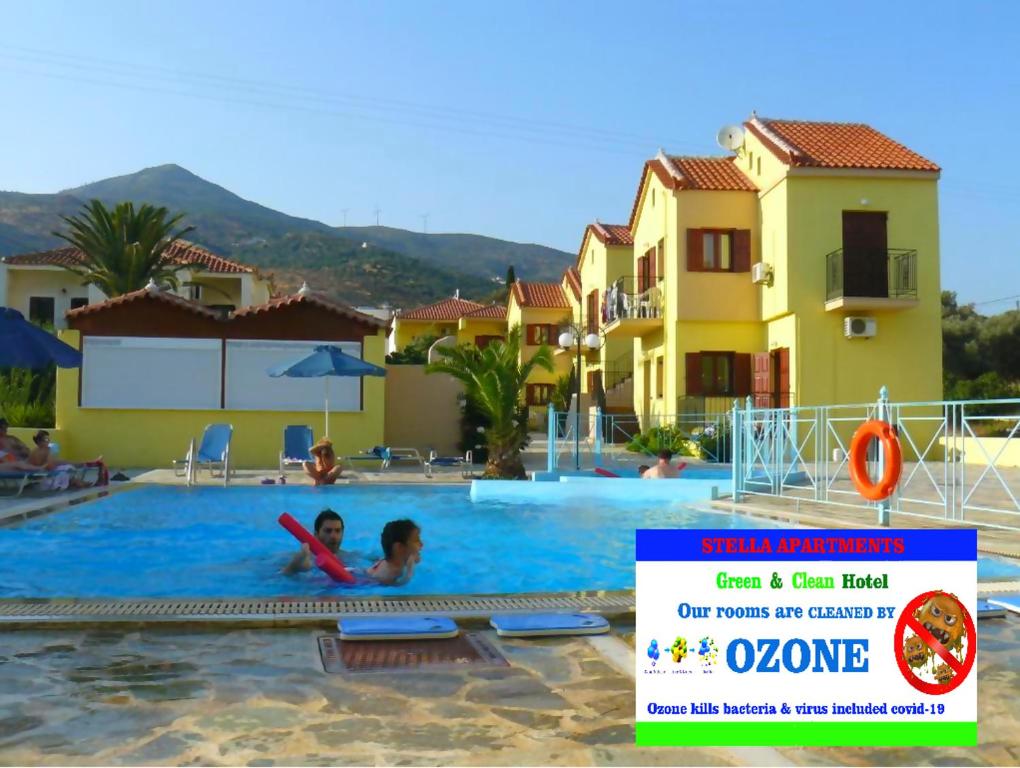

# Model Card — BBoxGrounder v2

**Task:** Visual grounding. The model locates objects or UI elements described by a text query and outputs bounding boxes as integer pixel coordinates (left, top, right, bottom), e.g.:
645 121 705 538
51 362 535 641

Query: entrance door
841 211 888 298
752 353 772 408
772 347 790 408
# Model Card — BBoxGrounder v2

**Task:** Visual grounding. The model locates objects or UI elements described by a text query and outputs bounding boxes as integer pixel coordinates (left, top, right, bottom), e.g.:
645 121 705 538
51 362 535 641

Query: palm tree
426 325 554 479
53 200 195 297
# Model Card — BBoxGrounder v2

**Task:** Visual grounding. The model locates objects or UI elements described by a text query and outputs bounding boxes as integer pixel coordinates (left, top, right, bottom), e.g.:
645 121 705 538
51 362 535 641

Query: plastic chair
279 425 314 475
173 424 233 486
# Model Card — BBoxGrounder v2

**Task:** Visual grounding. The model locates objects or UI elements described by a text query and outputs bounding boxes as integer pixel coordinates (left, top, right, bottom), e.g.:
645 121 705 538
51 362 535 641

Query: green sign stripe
635 721 977 747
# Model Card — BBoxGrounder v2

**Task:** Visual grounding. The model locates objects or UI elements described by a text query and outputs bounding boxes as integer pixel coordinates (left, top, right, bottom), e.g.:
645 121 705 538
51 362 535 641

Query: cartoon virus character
646 639 660 666
934 662 955 685
914 592 967 655
697 637 718 667
670 637 688 663
902 634 930 669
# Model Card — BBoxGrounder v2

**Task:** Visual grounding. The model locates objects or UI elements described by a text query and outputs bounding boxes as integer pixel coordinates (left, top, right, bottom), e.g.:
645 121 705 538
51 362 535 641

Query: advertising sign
636 529 977 747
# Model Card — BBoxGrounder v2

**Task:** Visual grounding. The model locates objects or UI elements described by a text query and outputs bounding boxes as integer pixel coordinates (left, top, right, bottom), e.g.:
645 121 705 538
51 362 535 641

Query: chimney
454 289 460 300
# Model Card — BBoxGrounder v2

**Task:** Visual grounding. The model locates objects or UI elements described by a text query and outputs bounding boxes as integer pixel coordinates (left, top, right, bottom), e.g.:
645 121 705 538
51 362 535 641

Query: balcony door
842 211 887 298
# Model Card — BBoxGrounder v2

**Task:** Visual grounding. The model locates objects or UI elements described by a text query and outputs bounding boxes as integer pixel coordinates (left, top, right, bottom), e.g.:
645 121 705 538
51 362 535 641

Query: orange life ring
848 419 902 501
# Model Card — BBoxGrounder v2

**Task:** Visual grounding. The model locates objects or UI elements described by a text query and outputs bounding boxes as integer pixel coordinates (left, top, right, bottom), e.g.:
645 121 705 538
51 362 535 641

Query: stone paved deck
0 621 1017 766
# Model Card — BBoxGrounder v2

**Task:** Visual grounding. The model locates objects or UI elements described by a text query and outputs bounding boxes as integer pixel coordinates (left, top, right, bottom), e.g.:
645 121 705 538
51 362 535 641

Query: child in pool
366 519 423 586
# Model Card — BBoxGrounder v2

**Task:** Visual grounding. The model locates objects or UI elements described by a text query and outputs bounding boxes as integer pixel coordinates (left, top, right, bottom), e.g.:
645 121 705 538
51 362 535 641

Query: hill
232 231 500 309
0 164 574 305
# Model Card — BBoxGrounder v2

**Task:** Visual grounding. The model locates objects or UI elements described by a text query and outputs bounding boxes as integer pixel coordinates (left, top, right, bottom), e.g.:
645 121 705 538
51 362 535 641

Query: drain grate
318 632 509 673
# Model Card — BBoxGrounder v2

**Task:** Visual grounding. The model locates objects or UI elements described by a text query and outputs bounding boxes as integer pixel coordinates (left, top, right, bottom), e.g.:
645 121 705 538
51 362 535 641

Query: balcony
603 275 664 337
824 248 919 312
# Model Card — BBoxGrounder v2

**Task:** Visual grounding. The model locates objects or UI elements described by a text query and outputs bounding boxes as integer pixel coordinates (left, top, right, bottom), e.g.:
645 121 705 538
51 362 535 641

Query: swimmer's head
314 509 344 552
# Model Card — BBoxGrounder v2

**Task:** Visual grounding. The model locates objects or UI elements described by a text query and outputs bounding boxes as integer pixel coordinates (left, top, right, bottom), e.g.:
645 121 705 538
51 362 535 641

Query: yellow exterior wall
393 319 459 351
385 365 463 456
455 317 507 347
54 330 387 469
575 233 633 395
190 276 243 308
784 175 942 405
5 268 90 328
938 437 1020 469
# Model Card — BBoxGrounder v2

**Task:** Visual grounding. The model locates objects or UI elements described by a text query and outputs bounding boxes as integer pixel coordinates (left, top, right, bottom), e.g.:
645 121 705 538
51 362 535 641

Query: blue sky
1 1 1017 309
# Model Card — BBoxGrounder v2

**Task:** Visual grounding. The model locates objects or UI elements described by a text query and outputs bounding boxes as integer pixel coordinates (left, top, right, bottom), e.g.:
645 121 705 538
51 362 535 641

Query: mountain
233 231 501 308
0 164 574 305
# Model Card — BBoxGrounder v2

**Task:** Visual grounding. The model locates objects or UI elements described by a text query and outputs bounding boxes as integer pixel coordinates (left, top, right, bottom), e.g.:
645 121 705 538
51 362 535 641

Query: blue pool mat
986 593 1020 616
489 613 610 637
338 616 458 640
977 598 1007 619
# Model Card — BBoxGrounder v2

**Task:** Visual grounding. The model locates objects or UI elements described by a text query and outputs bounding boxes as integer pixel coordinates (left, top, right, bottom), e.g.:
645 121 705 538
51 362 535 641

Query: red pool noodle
594 467 620 478
278 512 355 584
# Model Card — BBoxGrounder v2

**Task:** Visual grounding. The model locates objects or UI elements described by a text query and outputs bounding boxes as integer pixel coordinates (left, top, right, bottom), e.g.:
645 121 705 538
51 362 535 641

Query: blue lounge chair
425 449 478 479
279 425 314 476
173 424 233 486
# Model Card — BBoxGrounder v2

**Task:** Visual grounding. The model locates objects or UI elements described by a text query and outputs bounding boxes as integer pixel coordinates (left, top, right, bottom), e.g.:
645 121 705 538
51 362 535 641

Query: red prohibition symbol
894 590 976 695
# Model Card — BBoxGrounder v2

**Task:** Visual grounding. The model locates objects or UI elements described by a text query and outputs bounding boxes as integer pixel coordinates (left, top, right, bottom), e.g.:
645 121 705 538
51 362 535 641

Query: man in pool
642 449 680 479
366 519 423 585
283 509 345 574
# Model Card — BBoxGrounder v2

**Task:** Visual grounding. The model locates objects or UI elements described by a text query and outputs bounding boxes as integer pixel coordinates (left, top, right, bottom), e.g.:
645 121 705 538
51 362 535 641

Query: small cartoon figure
647 639 660 665
696 637 718 667
670 636 687 663
914 592 966 652
902 634 929 668
934 662 954 685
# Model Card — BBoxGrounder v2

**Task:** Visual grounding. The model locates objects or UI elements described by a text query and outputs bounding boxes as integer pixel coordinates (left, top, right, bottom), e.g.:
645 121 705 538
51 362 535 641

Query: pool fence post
547 403 556 473
731 398 741 501
877 385 891 527
593 407 603 468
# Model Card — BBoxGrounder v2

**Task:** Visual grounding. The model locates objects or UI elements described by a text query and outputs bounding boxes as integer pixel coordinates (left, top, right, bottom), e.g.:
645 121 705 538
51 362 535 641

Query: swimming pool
0 485 779 599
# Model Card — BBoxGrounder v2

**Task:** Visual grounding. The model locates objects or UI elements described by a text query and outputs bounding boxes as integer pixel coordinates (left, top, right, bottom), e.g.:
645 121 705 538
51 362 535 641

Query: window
656 357 664 398
187 284 203 301
701 352 733 395
748 150 754 170
586 290 599 334
526 324 558 345
69 298 89 311
526 383 554 406
475 335 503 349
652 187 656 206
656 239 665 277
703 231 732 271
756 157 761 176
28 297 55 326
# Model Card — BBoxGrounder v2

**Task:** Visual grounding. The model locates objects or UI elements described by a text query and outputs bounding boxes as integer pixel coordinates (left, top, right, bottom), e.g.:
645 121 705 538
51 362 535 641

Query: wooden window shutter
526 324 539 345
686 229 703 272
685 352 703 395
733 229 751 272
776 347 791 407
733 353 751 397
637 256 647 293
526 384 536 405
647 248 656 285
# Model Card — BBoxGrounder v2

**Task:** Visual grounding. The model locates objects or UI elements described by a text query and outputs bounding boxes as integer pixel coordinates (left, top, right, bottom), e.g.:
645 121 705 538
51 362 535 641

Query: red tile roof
230 290 387 327
627 154 756 228
563 267 582 302
746 117 940 172
591 222 634 246
66 285 222 319
2 241 256 273
512 281 570 309
397 297 484 321
461 303 507 320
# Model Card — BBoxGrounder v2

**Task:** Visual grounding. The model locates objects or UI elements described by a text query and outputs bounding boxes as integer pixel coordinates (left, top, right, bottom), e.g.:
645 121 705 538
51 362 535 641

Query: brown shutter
647 247 656 285
687 229 703 272
733 229 751 272
525 324 536 345
776 347 791 407
526 384 535 405
685 353 703 395
733 353 751 397
637 256 647 293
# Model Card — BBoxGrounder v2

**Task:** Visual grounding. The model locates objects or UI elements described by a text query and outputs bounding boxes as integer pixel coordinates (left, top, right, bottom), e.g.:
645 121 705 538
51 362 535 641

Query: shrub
0 366 56 428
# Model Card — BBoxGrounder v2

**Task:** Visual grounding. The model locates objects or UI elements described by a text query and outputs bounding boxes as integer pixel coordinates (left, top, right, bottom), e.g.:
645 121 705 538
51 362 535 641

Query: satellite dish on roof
716 125 745 151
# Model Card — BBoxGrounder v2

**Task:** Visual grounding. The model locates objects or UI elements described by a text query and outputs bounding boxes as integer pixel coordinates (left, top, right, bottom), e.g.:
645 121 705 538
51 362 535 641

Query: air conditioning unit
844 316 877 339
751 262 773 286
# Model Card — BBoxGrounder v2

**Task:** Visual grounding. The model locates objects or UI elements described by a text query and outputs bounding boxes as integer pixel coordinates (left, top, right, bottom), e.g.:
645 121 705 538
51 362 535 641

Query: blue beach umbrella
267 344 385 437
0 307 82 369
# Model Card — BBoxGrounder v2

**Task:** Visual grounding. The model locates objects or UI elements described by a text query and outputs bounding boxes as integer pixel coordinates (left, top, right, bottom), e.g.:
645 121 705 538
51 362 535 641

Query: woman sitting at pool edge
304 438 343 485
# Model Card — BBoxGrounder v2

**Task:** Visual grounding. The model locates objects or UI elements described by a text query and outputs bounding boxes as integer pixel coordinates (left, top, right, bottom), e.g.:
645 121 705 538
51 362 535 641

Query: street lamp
558 321 605 471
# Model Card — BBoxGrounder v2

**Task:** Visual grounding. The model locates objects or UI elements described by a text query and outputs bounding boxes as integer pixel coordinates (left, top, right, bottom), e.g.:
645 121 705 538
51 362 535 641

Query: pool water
0 485 778 599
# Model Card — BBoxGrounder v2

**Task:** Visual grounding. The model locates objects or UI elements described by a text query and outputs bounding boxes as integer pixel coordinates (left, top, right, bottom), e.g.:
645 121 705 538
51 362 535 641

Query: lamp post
558 321 605 471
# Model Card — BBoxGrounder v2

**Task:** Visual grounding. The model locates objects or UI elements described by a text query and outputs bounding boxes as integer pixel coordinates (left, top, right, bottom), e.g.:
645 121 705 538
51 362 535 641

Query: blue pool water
0 485 778 599
2 485 1018 599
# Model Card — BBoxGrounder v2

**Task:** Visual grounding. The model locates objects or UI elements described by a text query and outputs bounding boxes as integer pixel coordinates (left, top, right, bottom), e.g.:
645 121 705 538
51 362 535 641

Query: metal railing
732 388 1020 531
603 276 664 323
825 248 918 301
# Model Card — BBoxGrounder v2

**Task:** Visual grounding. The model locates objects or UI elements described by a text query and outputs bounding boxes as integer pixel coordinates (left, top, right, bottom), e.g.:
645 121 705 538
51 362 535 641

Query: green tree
53 200 195 297
385 334 439 365
426 325 553 478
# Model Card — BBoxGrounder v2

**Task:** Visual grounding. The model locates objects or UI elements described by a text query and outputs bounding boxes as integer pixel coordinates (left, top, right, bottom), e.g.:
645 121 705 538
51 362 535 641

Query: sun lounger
977 598 1007 619
173 423 233 486
0 469 51 497
489 613 610 637
279 425 314 475
424 450 478 479
337 616 459 641
345 446 426 473
987 593 1020 616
